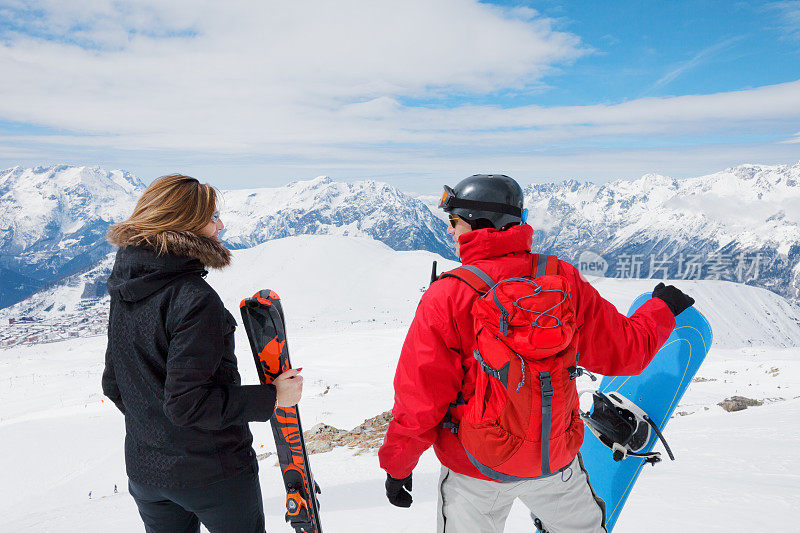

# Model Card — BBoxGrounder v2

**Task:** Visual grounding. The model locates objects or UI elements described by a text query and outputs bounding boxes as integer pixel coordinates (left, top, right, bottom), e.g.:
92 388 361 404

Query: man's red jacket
378 224 676 480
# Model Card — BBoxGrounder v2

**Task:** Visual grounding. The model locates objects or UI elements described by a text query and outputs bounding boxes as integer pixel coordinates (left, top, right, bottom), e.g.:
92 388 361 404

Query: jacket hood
107 236 223 303
458 223 534 265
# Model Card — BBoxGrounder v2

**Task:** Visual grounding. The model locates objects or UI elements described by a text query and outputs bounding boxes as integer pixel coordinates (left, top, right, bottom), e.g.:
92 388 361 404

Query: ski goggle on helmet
439 175 528 229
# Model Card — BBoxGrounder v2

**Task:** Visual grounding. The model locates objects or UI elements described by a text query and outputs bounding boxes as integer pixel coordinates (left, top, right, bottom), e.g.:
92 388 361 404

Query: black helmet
439 174 525 230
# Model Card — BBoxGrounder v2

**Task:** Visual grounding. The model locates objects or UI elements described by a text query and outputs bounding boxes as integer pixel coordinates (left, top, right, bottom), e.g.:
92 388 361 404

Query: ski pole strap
539 372 554 475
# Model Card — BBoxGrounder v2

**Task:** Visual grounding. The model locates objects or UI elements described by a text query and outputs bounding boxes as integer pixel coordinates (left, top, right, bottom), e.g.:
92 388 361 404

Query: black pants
128 469 266 533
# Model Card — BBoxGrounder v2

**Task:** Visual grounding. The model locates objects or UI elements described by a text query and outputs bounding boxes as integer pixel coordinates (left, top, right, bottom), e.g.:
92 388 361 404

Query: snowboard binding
580 391 675 465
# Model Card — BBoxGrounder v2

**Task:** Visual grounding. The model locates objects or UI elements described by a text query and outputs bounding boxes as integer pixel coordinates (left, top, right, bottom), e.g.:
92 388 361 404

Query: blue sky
0 0 797 190
486 1 800 104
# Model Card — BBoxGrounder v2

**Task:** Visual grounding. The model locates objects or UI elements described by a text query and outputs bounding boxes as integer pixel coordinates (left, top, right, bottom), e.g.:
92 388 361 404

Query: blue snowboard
578 293 713 532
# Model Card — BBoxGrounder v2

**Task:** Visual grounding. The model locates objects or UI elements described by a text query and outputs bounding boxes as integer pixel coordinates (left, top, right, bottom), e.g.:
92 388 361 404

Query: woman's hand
273 368 303 407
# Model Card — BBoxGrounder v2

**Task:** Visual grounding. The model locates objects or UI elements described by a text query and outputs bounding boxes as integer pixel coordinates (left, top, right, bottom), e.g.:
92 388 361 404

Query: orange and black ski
240 290 322 533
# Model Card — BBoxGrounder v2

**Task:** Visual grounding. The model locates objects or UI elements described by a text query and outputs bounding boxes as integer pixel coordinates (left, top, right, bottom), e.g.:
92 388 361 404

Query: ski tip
240 293 272 307
250 289 280 304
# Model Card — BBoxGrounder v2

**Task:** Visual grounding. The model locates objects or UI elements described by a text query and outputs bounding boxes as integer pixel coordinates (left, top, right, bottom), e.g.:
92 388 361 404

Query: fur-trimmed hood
107 228 231 269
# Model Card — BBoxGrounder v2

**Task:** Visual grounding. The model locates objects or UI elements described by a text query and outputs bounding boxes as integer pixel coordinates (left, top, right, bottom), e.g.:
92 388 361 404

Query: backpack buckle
539 373 554 398
442 421 459 435
474 350 510 387
442 407 460 435
568 366 597 381
539 372 554 419
474 349 499 379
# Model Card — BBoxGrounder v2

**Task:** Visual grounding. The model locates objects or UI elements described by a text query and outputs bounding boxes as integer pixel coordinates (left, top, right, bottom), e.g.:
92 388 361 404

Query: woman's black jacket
101 236 276 488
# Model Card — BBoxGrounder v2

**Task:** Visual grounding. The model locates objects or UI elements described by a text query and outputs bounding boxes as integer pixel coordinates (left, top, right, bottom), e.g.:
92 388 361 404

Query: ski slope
1 235 799 532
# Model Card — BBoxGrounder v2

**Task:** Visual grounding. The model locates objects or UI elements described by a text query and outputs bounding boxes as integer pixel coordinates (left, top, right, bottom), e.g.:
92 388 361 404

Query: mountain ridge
3 235 799 351
1 161 798 312
525 161 800 303
0 165 455 308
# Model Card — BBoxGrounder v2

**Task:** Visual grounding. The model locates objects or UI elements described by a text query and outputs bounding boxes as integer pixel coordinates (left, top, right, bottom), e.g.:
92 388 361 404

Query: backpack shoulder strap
439 264 495 294
531 253 559 278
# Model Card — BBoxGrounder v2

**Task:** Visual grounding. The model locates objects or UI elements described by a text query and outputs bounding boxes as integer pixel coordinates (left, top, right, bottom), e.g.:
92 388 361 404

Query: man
378 174 693 532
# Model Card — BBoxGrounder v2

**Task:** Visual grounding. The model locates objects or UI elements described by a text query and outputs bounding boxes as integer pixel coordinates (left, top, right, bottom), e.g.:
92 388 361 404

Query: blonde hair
108 174 219 255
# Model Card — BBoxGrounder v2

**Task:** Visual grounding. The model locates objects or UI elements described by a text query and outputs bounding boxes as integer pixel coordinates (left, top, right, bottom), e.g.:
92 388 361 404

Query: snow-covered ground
1 236 799 531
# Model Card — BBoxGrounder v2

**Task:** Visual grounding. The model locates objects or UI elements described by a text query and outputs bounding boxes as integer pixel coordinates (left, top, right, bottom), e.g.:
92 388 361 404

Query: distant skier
114 484 118 494
102 174 303 533
88 491 92 500
378 174 694 532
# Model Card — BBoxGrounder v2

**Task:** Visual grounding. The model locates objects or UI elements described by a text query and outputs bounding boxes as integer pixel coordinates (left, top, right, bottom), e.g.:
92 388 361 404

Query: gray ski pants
436 454 607 533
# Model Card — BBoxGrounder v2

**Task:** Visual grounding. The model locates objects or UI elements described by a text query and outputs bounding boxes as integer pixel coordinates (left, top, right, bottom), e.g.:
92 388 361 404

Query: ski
240 290 322 533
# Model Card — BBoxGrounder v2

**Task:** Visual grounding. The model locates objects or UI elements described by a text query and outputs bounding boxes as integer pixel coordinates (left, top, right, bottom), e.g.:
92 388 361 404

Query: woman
102 174 302 533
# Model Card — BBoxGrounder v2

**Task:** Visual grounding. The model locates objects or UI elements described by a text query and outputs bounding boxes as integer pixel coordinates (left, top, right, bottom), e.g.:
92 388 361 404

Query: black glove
652 282 694 316
385 473 413 508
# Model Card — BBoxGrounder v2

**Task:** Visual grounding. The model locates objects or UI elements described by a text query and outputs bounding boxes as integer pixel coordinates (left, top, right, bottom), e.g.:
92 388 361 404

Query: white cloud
0 1 593 149
769 0 800 40
0 0 797 186
648 36 743 92
0 1 583 105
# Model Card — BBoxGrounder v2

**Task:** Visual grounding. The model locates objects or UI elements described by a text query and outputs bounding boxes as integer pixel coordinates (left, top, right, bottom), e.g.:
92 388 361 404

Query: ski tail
240 290 322 533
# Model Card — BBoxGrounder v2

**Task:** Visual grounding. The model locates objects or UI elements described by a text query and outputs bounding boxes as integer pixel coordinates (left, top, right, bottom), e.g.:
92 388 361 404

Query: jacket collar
458 224 534 264
108 229 231 269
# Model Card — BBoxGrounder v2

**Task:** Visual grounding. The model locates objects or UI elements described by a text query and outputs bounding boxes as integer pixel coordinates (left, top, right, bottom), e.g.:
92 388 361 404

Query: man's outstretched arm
561 262 681 376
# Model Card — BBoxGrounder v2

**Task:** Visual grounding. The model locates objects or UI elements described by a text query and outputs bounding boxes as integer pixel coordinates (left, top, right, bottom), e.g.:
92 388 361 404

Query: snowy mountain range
0 166 145 308
4 233 799 349
523 162 800 304
0 166 453 309
219 177 453 258
1 162 799 316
